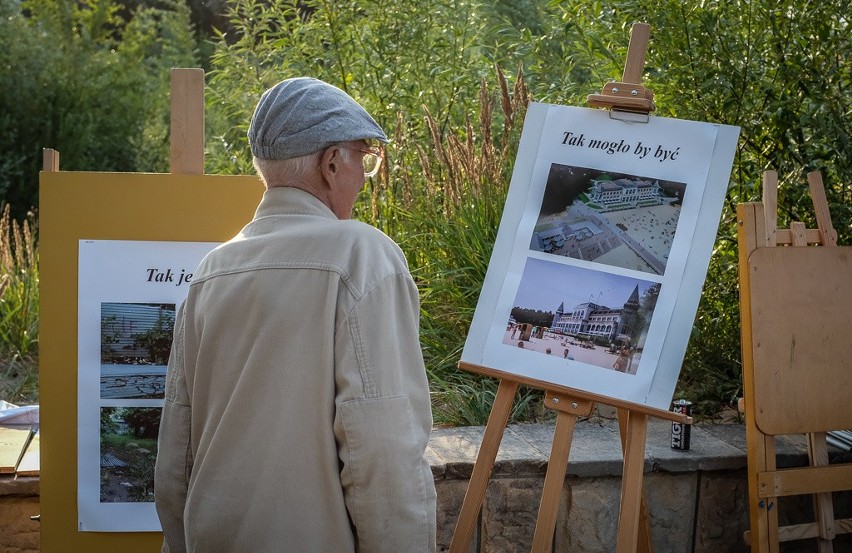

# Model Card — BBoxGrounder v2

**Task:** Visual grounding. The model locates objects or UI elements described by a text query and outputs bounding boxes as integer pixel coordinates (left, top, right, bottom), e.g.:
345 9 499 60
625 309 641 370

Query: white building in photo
587 177 663 212
550 285 641 343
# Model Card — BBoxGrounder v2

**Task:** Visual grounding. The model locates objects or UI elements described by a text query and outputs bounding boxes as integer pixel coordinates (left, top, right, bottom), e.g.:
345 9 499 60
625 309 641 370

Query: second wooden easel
448 23 689 553
738 170 852 552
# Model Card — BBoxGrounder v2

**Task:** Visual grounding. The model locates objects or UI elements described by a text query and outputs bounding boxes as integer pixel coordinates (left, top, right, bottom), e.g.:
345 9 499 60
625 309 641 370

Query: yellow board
39 171 263 552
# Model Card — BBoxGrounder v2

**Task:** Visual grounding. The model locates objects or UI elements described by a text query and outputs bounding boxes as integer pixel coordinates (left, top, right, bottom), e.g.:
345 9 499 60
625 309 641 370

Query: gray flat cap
248 77 388 160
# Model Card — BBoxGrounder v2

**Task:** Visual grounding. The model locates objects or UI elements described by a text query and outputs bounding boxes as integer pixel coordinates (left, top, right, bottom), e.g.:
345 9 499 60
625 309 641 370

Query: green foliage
122 407 162 439
0 204 39 404
206 0 499 180
510 308 555 327
132 309 176 365
0 0 199 218
1 0 849 422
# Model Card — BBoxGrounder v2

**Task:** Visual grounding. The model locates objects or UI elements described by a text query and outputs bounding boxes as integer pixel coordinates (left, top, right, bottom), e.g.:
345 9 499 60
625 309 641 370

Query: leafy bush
1 0 849 422
0 0 199 219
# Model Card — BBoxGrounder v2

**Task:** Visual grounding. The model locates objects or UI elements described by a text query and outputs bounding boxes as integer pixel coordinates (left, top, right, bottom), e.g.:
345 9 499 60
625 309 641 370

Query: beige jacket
155 187 437 552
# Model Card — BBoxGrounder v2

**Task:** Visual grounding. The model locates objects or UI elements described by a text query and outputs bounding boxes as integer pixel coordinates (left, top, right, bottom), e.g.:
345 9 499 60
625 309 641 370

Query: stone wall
0 477 39 553
428 418 852 552
3 419 851 552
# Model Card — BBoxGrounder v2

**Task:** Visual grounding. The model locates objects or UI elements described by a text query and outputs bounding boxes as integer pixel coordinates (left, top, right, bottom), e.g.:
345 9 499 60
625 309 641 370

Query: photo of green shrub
100 407 160 503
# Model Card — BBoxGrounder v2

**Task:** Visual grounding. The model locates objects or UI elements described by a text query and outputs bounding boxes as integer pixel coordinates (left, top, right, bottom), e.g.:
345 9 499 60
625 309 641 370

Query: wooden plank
618 408 652 553
0 424 33 474
622 23 650 84
761 171 778 247
616 411 648 553
531 411 575 553
170 68 205 174
42 148 60 171
808 432 836 549
789 221 807 246
764 434 780 553
749 246 852 434
808 171 838 247
16 429 39 476
746 517 852 545
775 228 823 245
457 361 690 424
737 202 779 553
449 379 519 553
759 465 852 498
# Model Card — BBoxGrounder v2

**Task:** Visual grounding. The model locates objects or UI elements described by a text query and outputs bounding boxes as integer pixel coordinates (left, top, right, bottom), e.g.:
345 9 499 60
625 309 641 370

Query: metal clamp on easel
587 22 656 123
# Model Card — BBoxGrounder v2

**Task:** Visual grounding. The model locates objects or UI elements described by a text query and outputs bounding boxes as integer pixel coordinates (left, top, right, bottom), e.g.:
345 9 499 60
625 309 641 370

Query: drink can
671 399 692 450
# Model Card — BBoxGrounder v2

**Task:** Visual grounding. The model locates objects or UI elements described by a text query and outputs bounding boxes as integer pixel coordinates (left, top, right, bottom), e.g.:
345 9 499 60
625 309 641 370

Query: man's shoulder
334 219 408 273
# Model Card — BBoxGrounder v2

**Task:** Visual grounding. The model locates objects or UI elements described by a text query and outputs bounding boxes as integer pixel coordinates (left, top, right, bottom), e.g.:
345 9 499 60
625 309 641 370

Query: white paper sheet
77 239 218 532
461 104 739 410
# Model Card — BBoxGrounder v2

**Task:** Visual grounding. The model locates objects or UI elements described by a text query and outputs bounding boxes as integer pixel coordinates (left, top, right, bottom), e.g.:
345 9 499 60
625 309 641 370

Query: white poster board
77 240 218 531
461 103 739 410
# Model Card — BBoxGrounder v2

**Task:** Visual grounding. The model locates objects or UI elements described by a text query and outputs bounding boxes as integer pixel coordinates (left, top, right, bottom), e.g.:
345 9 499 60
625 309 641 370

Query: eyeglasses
341 145 384 178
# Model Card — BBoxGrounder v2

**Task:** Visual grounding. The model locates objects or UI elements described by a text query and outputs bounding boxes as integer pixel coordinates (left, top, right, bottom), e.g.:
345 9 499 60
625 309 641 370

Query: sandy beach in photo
501 328 640 375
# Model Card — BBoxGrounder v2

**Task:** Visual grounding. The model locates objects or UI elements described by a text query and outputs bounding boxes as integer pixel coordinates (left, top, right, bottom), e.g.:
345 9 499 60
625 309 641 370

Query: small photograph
100 303 175 399
502 257 661 374
100 407 160 503
530 164 686 275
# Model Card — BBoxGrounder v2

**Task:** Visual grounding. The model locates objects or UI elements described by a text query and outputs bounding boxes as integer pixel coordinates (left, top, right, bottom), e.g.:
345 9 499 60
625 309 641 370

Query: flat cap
248 77 388 160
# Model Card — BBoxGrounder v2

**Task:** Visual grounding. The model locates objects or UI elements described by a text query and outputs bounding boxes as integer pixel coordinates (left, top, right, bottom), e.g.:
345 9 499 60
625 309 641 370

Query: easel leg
531 396 594 552
808 432 836 552
747 434 780 553
449 379 519 553
616 410 650 553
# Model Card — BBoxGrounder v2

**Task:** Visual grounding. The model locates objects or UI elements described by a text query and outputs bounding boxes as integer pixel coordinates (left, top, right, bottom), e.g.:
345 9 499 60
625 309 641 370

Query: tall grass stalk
377 68 547 425
0 204 39 404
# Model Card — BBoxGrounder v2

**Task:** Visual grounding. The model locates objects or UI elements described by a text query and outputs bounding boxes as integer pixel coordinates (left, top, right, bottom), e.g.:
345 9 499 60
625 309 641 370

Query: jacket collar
253 186 338 220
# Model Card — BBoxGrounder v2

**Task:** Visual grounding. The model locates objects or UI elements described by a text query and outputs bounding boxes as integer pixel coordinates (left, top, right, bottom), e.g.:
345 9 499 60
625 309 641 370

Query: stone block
693 470 749 553
555 476 620 551
645 472 697 552
435 479 477 553
0 496 39 553
482 477 543 553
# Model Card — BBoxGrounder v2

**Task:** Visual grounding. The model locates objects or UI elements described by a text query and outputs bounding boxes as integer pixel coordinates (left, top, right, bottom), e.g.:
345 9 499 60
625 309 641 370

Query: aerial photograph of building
530 163 686 275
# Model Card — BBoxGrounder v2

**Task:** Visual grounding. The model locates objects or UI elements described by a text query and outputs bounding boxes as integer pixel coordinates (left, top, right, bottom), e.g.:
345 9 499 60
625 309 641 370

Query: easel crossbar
758 464 852 498
746 518 852 545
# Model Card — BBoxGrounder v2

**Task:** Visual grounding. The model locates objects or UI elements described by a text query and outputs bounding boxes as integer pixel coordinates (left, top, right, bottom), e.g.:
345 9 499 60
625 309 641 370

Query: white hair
252 146 354 187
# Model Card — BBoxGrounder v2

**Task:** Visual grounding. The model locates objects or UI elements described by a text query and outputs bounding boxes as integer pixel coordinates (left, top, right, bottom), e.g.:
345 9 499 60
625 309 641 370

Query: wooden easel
448 23 690 553
738 170 852 552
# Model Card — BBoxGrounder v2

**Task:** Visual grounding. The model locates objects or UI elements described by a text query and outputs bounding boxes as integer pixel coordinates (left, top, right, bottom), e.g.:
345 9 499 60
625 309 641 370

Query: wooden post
170 68 205 174
587 23 655 114
616 410 650 552
621 23 650 85
43 148 60 172
618 408 652 553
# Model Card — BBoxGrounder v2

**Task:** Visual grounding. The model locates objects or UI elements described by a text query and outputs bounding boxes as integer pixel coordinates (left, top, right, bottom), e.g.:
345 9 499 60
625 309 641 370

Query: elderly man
155 77 437 552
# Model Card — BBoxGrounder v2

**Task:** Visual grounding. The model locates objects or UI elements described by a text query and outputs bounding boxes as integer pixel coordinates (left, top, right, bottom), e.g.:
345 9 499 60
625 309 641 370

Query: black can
671 399 692 450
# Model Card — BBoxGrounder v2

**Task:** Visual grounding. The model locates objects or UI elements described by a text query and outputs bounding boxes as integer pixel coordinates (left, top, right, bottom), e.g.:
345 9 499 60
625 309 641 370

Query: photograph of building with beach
100 302 175 399
502 257 661 375
530 163 686 275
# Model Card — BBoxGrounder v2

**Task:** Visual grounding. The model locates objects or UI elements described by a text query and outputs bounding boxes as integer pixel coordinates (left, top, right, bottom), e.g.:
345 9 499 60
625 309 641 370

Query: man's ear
319 146 339 187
